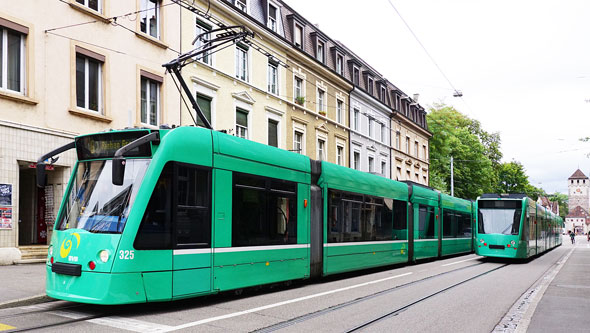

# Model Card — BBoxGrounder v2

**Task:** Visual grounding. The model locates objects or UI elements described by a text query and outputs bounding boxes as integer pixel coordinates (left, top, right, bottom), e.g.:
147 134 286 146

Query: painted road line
0 323 15 331
441 257 479 267
52 310 173 333
157 272 413 332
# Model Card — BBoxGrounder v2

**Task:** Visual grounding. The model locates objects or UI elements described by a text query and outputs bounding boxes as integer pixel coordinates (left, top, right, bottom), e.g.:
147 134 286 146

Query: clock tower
568 169 590 212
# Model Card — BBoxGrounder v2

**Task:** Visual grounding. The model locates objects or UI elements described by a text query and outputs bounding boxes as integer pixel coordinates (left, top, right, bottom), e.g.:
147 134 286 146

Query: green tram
40 127 475 305
475 194 563 259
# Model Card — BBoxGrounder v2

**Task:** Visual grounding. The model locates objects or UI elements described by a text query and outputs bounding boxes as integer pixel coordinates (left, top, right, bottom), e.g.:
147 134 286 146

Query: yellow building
0 0 180 263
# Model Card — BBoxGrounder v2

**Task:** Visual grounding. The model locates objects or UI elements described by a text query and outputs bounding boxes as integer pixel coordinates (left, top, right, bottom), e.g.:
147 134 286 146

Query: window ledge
135 32 168 49
0 90 38 105
68 1 111 23
69 108 112 123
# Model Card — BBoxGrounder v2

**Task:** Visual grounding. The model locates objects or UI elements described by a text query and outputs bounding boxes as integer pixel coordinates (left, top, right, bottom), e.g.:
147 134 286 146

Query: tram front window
478 200 522 235
56 159 150 233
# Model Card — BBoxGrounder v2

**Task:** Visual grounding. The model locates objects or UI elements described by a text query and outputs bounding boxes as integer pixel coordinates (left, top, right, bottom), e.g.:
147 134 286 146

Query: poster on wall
0 207 12 229
0 184 11 206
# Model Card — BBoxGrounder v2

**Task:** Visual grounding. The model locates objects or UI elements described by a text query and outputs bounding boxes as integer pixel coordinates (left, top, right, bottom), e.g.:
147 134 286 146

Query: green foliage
427 104 497 199
496 161 530 194
548 192 569 218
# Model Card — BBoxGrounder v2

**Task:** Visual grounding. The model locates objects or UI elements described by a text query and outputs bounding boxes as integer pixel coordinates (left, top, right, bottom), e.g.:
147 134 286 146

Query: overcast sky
286 0 590 194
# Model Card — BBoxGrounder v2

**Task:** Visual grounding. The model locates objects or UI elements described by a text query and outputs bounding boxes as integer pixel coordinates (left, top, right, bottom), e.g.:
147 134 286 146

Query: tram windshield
56 159 150 233
478 200 522 235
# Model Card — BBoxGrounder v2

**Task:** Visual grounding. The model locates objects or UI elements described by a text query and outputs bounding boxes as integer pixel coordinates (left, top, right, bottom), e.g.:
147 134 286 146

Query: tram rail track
255 259 505 333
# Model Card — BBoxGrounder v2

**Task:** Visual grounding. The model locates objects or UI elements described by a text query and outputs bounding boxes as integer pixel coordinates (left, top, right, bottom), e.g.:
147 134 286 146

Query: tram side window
135 164 173 249
459 212 472 238
328 189 395 243
232 173 297 246
175 165 211 248
442 210 456 238
418 205 436 239
392 199 408 240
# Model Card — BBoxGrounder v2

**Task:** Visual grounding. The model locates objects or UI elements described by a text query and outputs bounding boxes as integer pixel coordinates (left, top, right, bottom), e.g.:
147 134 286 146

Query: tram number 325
119 250 135 260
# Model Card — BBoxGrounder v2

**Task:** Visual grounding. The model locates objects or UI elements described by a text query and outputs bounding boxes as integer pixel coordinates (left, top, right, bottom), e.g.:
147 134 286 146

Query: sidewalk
0 262 48 308
528 236 590 332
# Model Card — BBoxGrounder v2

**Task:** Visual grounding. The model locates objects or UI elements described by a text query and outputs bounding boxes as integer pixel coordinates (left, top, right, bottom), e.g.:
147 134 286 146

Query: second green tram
475 194 563 259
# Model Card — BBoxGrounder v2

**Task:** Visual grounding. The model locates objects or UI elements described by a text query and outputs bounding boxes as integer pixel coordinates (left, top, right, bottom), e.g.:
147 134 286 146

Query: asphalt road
0 239 574 332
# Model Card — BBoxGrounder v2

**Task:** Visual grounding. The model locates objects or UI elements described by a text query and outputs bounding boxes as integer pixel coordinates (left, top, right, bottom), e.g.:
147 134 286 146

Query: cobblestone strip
492 247 575 333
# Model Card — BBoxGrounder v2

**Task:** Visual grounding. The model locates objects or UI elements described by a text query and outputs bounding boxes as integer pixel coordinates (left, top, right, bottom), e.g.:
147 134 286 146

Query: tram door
171 165 213 298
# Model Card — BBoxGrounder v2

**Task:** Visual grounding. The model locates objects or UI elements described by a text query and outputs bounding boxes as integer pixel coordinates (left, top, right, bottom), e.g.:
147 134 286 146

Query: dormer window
367 77 374 95
336 54 344 75
235 0 247 12
353 66 359 85
294 23 303 48
316 41 324 62
267 3 278 32
380 86 386 103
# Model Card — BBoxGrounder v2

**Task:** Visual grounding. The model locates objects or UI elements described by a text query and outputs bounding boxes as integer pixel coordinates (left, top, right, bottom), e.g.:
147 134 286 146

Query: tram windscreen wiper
88 185 133 233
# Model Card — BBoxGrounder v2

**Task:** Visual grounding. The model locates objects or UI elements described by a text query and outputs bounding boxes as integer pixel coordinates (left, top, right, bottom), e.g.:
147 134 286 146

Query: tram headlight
510 240 516 245
99 250 109 263
479 239 484 243
48 245 53 256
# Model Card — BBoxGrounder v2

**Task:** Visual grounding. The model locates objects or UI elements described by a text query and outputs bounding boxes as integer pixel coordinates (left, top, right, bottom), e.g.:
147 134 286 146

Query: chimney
413 93 420 102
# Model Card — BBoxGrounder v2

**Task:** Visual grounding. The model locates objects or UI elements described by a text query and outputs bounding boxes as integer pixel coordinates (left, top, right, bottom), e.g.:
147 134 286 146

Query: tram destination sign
76 130 153 160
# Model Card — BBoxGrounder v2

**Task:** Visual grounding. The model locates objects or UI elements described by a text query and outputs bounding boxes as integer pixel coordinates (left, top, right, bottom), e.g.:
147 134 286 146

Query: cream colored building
391 109 431 184
179 0 291 150
0 0 180 263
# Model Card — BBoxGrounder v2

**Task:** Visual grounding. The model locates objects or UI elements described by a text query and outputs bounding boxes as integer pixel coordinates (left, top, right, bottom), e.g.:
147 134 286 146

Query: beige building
179 0 291 149
0 0 180 263
391 105 431 184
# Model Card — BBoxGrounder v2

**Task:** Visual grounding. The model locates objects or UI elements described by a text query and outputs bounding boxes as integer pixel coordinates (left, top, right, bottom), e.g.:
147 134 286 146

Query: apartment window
235 44 248 81
337 100 343 124
236 108 248 139
368 118 373 138
235 0 247 12
140 0 160 39
367 77 374 95
294 76 303 103
353 151 360 170
0 24 26 94
268 119 278 147
336 54 344 75
196 93 212 128
353 108 359 130
423 145 427 160
406 137 410 153
316 41 324 62
294 131 303 153
337 146 343 166
317 138 325 160
353 66 360 85
195 20 212 65
268 4 278 32
294 23 303 48
415 141 419 157
396 132 400 149
381 161 386 175
267 60 278 95
380 86 386 103
368 156 374 172
76 0 101 12
140 74 161 126
76 49 104 113
381 123 387 144
317 88 325 113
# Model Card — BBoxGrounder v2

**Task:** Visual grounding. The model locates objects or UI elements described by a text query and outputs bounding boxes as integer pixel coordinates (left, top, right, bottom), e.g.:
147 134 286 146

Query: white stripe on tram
323 240 407 247
214 244 309 253
156 271 413 332
173 249 212 255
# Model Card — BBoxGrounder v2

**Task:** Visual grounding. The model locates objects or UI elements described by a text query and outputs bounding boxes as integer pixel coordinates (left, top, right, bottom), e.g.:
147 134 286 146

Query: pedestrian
570 231 575 244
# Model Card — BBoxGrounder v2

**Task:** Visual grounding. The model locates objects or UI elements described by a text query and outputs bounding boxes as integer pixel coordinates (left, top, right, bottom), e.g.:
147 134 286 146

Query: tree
548 192 568 219
495 161 530 194
427 104 496 199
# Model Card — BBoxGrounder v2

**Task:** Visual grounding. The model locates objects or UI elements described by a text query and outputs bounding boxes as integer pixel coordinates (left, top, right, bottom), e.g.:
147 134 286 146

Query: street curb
0 294 54 310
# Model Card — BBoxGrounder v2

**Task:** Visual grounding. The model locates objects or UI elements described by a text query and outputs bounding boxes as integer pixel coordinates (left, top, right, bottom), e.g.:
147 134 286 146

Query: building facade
0 0 181 263
568 169 589 212
565 206 589 235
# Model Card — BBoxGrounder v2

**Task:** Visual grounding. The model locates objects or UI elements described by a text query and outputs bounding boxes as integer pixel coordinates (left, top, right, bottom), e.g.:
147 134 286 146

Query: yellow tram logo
60 232 81 258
